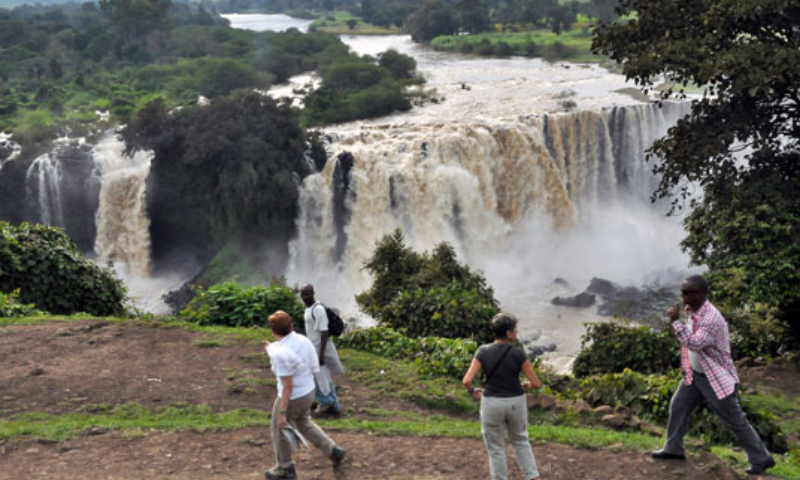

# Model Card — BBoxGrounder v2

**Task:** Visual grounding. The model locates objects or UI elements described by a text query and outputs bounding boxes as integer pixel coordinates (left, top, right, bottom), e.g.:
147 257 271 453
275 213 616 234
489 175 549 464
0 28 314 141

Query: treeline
0 0 422 149
205 0 621 42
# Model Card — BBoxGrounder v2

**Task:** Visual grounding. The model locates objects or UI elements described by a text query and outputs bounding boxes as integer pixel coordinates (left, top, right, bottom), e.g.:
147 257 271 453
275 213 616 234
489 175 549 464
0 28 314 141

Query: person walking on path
651 274 775 475
300 284 344 415
263 310 345 480
463 312 542 480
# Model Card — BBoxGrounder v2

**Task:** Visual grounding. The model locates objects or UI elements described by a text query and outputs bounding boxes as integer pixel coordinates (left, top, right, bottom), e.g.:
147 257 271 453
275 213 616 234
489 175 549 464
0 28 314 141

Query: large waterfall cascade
288 102 692 368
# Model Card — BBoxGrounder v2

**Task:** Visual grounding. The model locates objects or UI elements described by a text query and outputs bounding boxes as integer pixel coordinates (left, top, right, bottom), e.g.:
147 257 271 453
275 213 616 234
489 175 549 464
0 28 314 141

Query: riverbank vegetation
0 0 422 151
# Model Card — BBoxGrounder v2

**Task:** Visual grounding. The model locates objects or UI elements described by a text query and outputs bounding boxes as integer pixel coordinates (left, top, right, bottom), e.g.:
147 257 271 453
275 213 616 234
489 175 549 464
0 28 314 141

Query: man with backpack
300 284 344 416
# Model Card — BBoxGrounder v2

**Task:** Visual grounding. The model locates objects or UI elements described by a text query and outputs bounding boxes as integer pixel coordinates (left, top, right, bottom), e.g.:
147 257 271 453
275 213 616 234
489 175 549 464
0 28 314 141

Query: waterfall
287 102 692 312
25 150 66 227
92 133 154 277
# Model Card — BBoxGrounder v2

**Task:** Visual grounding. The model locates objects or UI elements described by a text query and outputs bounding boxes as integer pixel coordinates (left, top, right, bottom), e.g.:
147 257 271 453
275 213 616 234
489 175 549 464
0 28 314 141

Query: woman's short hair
491 312 518 339
268 310 293 336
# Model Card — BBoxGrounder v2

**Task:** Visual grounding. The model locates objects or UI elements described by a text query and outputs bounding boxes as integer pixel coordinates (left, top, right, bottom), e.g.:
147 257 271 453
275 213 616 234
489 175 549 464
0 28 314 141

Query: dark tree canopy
404 0 457 43
593 0 800 337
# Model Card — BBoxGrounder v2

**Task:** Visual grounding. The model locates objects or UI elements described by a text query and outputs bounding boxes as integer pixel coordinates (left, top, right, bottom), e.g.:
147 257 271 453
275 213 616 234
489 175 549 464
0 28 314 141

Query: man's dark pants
663 372 771 465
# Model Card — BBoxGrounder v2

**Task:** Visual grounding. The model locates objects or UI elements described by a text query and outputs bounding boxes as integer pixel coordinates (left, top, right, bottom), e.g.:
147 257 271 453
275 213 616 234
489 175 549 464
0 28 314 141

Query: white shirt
687 314 706 374
304 303 328 350
265 332 318 399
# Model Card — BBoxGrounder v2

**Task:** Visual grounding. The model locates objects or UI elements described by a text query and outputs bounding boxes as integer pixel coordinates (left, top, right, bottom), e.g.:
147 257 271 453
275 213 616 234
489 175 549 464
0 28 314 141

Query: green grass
0 400 660 453
310 10 401 35
0 403 272 442
430 24 603 62
712 445 800 480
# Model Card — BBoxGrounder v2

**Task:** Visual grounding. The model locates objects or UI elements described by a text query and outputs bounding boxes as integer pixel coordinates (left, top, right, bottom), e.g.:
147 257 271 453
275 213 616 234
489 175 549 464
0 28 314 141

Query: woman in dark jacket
462 312 542 480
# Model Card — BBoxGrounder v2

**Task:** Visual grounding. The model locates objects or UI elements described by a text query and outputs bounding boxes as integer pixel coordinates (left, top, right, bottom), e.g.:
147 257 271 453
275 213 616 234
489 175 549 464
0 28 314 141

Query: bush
579 369 788 452
181 281 305 332
493 41 513 57
383 282 498 343
356 229 500 343
725 303 791 360
0 222 125 316
572 321 680 377
0 289 40 317
338 325 477 378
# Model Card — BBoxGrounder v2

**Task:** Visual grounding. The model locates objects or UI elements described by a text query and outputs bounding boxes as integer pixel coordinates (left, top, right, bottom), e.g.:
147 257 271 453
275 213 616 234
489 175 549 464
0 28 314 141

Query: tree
99 0 172 44
355 229 499 343
455 0 492 34
378 49 417 80
404 0 458 43
593 0 800 338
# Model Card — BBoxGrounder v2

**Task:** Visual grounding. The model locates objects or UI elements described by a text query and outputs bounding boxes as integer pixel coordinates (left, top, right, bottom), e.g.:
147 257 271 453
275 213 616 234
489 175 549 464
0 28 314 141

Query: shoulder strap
310 302 321 320
484 344 514 382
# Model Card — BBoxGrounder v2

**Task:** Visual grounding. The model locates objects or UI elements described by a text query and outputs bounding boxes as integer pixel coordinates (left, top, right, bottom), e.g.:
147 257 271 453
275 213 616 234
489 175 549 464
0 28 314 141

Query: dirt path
0 320 764 480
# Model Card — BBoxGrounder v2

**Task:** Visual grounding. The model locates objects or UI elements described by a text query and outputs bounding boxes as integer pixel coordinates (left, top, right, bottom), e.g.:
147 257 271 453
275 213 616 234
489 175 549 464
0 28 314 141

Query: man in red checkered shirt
651 275 775 475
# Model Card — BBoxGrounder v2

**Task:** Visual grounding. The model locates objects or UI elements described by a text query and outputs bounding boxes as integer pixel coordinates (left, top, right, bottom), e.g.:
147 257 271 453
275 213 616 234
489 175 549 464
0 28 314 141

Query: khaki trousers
271 390 336 468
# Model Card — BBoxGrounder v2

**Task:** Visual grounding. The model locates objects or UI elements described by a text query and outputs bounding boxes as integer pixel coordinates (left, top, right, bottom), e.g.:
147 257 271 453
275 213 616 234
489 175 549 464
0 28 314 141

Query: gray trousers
271 390 336 468
480 395 539 480
663 373 771 464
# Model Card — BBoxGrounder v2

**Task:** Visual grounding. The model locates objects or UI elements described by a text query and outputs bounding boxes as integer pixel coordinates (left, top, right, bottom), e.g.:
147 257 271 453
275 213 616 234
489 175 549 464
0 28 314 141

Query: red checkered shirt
672 300 739 399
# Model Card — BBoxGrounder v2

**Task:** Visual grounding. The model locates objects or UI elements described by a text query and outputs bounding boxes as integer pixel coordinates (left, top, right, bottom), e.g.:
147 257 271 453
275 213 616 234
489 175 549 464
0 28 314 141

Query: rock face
550 275 683 328
551 292 596 308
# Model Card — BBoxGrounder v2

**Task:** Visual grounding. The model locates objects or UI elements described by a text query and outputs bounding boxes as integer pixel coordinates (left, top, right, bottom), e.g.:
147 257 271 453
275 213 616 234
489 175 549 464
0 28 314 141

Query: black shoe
265 464 296 480
330 445 346 466
746 457 776 475
318 403 341 416
651 449 686 460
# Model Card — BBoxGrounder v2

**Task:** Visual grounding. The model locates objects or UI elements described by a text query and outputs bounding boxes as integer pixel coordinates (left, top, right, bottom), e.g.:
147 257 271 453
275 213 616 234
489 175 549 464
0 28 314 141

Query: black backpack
312 303 345 337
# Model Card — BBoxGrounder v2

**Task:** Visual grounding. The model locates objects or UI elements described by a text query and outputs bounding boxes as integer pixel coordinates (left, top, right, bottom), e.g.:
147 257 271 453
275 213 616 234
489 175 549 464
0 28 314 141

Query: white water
221 14 694 368
25 139 73 227
91 132 184 314
221 13 313 32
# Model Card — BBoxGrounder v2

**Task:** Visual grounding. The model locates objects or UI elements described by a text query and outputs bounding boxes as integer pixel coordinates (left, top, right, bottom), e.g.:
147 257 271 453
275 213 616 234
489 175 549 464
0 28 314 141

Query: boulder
601 414 627 429
551 292 596 308
539 395 557 410
572 399 591 413
586 277 618 296
593 405 613 415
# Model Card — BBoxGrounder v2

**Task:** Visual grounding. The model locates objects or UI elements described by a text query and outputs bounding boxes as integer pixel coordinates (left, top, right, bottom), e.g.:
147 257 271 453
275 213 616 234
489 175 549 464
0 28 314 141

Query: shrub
0 289 40 317
725 302 791 360
572 321 680 377
0 222 125 316
181 281 305 332
493 41 513 57
356 229 500 343
383 282 497 344
578 369 788 452
338 325 477 378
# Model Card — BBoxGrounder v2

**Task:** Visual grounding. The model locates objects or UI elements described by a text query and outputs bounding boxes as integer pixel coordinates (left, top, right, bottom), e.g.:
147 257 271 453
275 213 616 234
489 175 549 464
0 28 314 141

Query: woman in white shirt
263 310 346 480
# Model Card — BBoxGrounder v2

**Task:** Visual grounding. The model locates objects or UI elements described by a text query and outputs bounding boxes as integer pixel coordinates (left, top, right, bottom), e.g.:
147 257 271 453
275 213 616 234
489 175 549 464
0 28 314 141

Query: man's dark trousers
663 371 771 465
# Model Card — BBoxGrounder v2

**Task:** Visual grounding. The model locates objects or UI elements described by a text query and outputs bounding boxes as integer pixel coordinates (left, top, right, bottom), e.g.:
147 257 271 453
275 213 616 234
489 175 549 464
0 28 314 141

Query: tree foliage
356 229 499 343
181 281 306 331
0 221 126 315
404 0 457 43
572 322 680 377
121 90 312 265
593 0 800 338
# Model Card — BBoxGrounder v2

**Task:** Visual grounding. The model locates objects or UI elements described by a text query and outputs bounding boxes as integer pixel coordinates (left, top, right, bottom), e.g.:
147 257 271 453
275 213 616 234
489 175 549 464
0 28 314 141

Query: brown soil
0 320 774 480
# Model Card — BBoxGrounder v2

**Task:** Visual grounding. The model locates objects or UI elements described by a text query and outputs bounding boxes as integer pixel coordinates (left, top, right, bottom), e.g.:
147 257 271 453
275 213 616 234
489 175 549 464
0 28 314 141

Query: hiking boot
651 449 685 460
265 464 296 480
330 445 346 466
745 457 776 475
318 403 341 416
